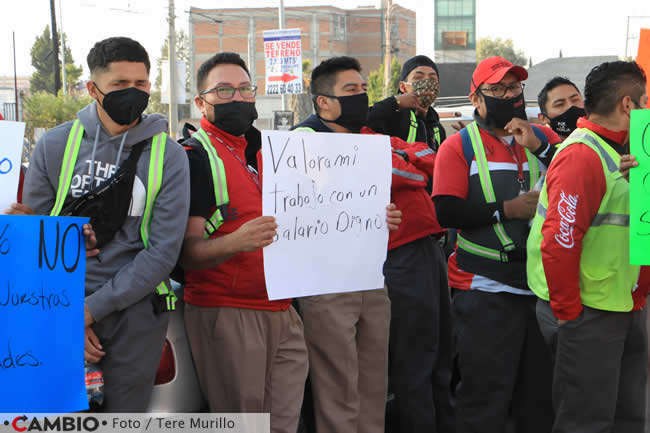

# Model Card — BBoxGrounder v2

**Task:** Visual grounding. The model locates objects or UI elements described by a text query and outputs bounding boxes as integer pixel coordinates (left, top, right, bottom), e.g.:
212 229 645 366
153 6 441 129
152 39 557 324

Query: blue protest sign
0 215 88 413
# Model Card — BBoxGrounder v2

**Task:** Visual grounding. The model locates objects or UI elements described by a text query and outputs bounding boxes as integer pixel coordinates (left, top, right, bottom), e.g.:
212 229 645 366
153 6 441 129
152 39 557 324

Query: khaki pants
298 288 391 433
185 304 309 433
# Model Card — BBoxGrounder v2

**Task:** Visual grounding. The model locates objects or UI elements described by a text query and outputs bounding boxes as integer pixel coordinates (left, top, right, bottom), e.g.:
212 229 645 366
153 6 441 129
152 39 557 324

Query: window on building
442 31 468 47
435 0 475 50
333 14 346 41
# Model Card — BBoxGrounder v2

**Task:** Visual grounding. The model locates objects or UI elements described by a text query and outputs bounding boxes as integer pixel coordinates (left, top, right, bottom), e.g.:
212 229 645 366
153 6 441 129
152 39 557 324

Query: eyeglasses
200 85 258 100
480 82 525 98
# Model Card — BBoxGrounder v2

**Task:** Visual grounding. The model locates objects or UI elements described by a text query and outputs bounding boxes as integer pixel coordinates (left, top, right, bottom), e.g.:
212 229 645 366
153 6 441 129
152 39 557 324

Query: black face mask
549 105 586 136
317 93 369 133
481 91 527 129
95 85 149 126
206 101 258 137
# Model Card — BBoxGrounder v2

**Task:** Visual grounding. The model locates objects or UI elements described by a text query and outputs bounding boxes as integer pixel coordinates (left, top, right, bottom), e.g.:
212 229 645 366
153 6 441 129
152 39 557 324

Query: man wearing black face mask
537 76 586 139
21 37 190 411
179 52 308 433
432 56 561 433
292 56 447 433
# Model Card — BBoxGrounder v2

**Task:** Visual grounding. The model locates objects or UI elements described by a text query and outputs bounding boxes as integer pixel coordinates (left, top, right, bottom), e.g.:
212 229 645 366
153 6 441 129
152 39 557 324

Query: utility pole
13 32 19 121
168 0 178 138
59 0 67 96
625 16 630 58
50 0 61 95
383 0 392 98
279 0 286 110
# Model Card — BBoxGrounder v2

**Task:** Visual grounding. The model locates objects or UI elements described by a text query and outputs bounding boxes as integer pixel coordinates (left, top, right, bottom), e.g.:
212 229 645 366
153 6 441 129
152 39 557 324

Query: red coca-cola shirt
540 117 648 320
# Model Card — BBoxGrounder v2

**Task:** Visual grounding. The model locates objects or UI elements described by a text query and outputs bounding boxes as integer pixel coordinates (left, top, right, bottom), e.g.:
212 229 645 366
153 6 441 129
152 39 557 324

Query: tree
288 59 313 124
367 57 401 106
23 91 92 149
30 26 83 94
148 30 191 119
476 37 527 66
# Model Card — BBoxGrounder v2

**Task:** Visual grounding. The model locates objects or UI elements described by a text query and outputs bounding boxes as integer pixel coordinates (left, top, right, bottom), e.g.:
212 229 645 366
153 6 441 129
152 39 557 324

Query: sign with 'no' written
0 215 88 413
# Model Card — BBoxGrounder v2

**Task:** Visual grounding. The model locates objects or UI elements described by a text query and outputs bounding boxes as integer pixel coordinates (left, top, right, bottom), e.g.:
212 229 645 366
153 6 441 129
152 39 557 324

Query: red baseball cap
470 56 528 95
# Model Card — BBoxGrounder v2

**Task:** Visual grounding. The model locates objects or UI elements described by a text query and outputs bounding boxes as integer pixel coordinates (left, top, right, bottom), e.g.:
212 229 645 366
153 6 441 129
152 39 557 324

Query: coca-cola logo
555 191 579 248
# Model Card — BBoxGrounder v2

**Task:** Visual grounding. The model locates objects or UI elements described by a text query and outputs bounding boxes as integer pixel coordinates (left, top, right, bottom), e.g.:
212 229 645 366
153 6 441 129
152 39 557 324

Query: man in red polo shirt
181 52 402 433
432 57 561 433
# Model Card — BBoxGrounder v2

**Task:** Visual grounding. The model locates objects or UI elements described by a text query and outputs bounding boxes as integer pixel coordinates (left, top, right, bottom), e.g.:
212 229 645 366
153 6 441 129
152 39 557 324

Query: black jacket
367 96 447 151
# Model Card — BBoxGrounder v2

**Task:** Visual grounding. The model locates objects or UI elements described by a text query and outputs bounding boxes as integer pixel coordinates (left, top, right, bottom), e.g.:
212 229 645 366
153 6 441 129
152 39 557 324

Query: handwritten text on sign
0 215 88 413
630 109 650 264
0 121 26 211
262 131 391 300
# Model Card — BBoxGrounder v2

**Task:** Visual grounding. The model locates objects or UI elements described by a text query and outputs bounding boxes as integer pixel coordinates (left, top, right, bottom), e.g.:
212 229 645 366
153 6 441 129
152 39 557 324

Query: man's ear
87 81 98 100
538 113 550 125
315 95 329 112
469 92 481 108
194 95 208 117
398 81 408 94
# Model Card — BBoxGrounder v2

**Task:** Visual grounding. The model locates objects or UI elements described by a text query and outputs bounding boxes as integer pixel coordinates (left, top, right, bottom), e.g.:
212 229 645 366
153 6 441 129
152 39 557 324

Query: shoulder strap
459 126 474 168
294 126 316 132
51 119 84 216
193 128 230 238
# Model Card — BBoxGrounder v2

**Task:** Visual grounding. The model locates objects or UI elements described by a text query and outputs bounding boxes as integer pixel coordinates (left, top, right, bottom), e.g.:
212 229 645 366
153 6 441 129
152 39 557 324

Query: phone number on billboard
267 83 303 95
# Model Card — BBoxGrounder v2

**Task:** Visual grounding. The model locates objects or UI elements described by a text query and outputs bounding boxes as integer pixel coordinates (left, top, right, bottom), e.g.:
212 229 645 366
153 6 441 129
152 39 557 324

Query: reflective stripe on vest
51 119 84 217
140 132 176 310
456 121 540 262
294 127 316 132
526 127 639 311
52 121 176 311
193 128 230 239
407 111 418 143
407 111 441 146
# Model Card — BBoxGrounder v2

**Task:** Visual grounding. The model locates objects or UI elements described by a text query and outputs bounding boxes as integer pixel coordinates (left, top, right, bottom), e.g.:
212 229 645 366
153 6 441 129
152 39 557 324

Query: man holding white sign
292 56 440 433
181 52 402 433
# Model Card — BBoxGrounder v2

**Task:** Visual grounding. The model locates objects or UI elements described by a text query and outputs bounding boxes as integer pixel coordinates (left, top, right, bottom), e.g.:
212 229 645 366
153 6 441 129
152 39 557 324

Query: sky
2 0 650 83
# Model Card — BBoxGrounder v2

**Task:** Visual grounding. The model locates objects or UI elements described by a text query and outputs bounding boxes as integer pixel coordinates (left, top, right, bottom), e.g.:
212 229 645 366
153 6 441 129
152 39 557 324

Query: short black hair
196 52 250 93
584 61 647 116
87 37 150 77
537 77 580 115
310 56 362 113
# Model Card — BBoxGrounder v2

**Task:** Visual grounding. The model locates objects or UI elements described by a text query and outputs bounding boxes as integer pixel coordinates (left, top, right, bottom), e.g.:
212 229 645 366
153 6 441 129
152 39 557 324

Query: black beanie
400 55 439 82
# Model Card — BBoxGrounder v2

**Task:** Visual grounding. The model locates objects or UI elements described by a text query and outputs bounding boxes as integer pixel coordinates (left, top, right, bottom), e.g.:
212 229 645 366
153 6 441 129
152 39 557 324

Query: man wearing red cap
432 57 561 433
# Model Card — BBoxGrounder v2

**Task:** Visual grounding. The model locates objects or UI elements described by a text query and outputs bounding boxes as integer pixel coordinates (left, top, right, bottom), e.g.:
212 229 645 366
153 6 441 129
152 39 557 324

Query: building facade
0 76 29 121
433 0 476 63
188 5 416 127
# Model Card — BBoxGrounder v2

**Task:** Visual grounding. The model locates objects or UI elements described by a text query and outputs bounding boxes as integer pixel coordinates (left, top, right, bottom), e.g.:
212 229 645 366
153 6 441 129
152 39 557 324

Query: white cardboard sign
262 130 391 300
0 121 26 211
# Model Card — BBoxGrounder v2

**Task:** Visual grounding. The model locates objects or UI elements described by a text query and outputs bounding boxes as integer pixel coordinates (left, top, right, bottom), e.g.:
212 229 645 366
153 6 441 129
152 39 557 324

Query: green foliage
23 91 92 143
288 59 314 124
367 57 401 105
148 30 191 119
30 26 84 94
476 37 527 66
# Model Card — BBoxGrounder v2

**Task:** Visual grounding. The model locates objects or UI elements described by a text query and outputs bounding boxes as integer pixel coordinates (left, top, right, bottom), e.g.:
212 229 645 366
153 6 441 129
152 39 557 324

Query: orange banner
638 28 650 107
